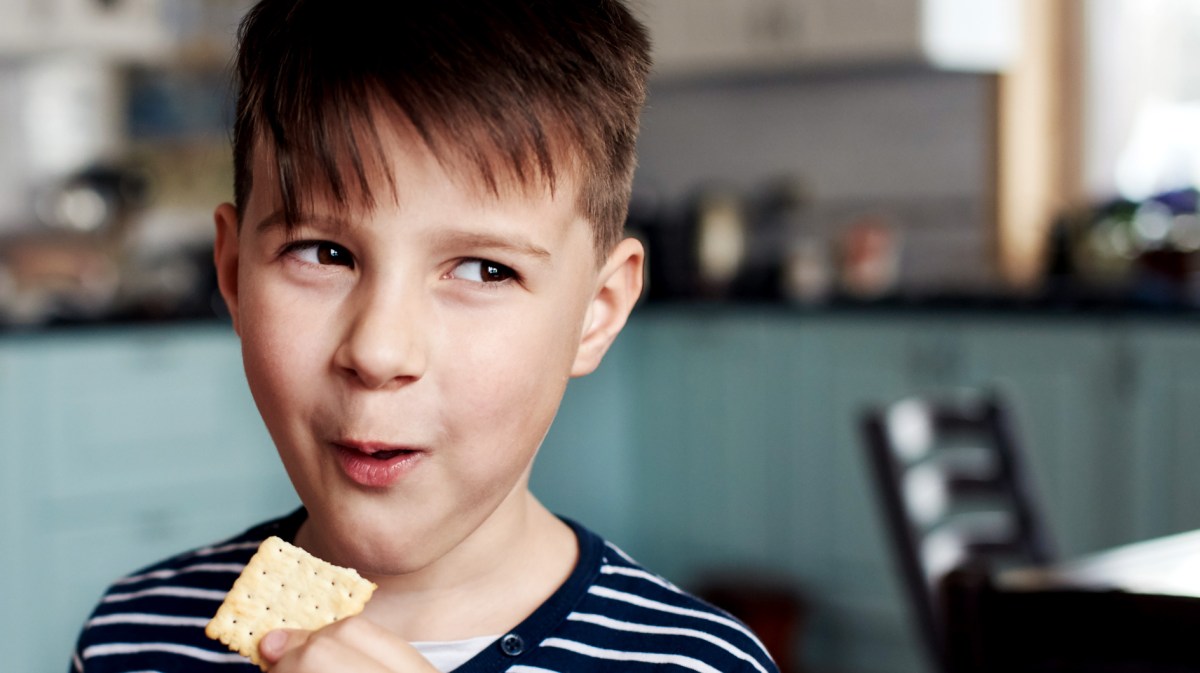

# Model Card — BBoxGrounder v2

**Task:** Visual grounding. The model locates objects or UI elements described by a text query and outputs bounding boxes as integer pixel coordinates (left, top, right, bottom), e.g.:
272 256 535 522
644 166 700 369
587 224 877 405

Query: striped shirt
71 509 779 673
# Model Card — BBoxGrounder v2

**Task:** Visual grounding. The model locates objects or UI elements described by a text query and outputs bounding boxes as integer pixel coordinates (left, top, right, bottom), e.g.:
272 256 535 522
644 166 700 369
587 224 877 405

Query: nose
333 280 428 389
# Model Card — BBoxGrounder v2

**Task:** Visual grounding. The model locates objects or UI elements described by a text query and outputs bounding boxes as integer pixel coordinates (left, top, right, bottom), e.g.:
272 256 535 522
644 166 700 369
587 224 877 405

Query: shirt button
500 633 525 656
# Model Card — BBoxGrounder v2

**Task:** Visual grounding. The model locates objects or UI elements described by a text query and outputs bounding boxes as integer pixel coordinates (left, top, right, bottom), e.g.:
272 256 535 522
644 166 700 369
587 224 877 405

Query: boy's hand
260 617 439 672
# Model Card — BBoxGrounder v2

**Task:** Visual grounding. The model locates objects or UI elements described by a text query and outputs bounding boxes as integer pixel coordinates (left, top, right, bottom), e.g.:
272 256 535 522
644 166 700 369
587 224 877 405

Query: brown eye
450 259 517 283
481 261 515 282
317 243 352 267
287 241 355 268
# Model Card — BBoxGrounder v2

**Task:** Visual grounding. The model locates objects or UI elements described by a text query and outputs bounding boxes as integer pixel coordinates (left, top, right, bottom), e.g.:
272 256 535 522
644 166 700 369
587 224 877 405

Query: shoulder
546 523 780 673
70 510 304 673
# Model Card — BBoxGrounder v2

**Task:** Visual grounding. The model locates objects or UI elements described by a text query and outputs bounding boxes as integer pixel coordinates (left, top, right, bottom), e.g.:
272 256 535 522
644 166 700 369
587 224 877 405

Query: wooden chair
860 391 1054 673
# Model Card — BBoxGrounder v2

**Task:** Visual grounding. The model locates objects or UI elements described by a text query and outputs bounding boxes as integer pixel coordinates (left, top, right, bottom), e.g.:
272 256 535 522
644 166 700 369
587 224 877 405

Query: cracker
205 536 377 670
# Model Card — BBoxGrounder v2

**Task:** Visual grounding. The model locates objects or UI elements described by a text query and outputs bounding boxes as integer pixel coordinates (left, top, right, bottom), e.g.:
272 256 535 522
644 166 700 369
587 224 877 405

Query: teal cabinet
1126 324 1200 541
9 312 1200 673
792 316 950 671
961 322 1129 555
0 325 297 673
625 313 803 578
531 331 640 544
545 309 1200 673
0 343 25 670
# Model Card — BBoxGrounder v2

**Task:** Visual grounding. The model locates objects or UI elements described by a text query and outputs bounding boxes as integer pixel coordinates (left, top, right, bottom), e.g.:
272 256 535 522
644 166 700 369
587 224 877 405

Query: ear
213 202 242 335
571 237 645 377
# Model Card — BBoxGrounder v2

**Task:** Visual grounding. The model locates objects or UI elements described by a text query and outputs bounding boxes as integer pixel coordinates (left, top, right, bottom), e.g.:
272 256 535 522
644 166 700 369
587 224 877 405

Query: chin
319 511 444 575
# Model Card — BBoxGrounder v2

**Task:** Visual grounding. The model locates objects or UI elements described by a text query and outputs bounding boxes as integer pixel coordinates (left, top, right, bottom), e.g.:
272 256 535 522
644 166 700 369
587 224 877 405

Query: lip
332 440 424 488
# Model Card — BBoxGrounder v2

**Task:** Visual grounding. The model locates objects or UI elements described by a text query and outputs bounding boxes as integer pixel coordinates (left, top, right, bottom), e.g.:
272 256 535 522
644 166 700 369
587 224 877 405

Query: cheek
239 328 301 440
444 298 583 455
455 331 569 426
237 281 327 422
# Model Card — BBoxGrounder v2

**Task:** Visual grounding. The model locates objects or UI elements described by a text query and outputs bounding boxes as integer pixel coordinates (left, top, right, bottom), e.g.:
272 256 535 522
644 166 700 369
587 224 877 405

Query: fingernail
260 630 287 658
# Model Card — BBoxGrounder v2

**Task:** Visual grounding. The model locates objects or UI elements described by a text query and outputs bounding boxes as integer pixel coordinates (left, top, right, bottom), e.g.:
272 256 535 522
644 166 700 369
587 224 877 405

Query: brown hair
232 0 652 257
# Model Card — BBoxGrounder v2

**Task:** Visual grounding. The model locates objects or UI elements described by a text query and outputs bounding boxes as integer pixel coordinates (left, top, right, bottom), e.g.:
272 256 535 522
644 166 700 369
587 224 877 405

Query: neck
347 492 577 642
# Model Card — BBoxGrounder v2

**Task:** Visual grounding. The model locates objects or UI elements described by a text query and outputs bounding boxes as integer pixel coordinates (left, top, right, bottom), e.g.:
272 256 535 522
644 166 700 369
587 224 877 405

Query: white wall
633 68 1000 291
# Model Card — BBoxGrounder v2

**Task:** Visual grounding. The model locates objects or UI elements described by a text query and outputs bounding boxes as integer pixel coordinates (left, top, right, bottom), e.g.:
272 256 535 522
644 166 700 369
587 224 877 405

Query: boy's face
214 121 642 576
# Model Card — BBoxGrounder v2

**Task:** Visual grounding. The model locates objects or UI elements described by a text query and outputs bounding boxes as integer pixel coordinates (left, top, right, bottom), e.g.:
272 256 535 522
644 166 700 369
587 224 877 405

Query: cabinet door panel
635 0 760 73
628 314 782 578
802 0 921 61
622 312 841 589
0 345 27 669
532 332 639 545
963 323 1126 555
808 318 959 673
34 331 249 498
1 326 296 673
1127 327 1200 540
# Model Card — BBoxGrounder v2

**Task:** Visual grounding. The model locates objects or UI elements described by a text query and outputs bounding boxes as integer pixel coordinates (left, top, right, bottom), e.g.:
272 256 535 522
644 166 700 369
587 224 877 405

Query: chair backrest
860 391 1053 673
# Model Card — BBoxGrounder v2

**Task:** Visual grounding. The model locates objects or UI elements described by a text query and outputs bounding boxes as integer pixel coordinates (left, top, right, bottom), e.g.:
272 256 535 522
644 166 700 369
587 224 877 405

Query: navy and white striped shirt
71 509 779 672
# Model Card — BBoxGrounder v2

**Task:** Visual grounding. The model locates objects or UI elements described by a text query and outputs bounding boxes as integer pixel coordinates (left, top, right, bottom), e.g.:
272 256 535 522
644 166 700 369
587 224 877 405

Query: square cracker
205 536 377 670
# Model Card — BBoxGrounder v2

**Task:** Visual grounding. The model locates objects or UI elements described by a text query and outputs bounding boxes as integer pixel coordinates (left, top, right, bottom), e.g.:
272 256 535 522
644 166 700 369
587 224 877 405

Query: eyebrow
253 209 348 235
430 229 553 261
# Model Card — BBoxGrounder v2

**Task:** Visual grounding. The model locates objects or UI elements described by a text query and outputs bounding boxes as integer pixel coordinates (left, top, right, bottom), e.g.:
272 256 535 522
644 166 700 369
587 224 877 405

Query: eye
449 259 518 283
286 241 354 269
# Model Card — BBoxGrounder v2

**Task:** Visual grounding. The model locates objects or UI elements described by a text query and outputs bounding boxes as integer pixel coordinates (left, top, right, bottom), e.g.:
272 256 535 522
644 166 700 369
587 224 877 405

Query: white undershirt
411 634 501 672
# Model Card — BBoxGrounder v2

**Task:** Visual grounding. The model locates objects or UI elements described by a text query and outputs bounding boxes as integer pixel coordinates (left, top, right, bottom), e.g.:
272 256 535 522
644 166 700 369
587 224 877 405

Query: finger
259 628 310 665
262 618 439 672
314 617 435 669
271 633 392 673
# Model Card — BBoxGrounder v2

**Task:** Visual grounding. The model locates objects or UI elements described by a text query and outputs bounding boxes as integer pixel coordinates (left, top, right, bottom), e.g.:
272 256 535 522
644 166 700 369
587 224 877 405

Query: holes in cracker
205 535 377 663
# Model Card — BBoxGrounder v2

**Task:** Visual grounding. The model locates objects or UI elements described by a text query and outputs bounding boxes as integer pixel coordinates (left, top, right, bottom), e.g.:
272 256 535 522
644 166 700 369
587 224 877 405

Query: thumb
260 628 310 665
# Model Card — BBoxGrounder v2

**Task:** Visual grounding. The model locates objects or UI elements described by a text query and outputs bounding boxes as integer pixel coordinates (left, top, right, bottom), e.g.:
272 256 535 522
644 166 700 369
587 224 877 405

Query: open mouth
333 443 423 488
365 448 413 461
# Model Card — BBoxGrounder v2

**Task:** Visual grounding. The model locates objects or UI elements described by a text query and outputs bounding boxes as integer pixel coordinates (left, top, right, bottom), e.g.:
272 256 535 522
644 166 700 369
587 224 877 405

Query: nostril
336 350 425 390
334 301 429 386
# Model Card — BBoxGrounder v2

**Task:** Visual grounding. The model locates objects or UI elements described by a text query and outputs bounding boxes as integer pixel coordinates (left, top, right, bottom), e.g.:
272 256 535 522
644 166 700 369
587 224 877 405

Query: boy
71 1 779 672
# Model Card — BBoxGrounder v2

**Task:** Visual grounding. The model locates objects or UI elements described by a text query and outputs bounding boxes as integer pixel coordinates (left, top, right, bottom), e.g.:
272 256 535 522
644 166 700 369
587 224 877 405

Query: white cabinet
0 0 251 63
634 0 1021 78
0 0 173 60
799 0 926 64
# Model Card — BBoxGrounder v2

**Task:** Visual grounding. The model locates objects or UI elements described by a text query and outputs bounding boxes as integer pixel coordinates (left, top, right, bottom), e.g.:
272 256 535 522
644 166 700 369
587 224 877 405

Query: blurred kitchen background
5 1 1200 672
